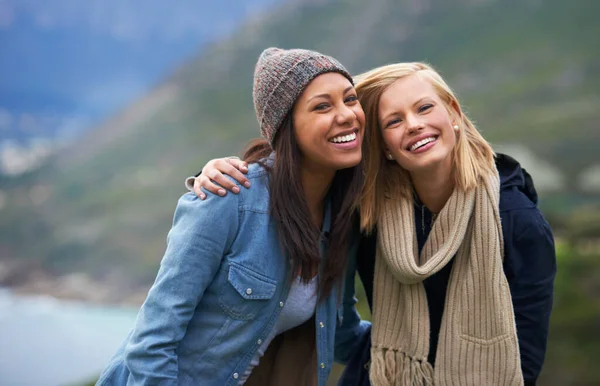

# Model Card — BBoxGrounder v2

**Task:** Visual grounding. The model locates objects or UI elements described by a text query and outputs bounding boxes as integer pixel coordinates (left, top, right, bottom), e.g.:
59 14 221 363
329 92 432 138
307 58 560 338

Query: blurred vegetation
0 0 598 383
539 244 600 385
1 0 598 290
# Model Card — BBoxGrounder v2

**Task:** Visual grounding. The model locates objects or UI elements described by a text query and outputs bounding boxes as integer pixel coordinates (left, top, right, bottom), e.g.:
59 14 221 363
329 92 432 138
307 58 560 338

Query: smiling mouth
408 136 438 152
329 129 358 144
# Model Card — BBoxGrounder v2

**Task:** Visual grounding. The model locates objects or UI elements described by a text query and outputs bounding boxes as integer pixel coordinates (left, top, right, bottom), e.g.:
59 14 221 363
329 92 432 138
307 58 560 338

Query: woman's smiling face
292 72 365 173
378 74 458 174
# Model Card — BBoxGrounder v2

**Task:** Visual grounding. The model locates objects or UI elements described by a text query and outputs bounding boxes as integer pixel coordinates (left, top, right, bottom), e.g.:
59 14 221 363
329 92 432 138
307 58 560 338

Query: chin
410 152 451 171
333 154 362 171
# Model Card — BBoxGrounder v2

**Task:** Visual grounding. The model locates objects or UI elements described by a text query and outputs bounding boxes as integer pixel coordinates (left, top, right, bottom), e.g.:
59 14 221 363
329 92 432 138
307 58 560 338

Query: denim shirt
96 162 367 386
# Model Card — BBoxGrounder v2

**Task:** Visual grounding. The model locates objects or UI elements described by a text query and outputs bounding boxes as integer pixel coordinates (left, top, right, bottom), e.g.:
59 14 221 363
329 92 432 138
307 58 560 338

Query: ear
448 98 463 122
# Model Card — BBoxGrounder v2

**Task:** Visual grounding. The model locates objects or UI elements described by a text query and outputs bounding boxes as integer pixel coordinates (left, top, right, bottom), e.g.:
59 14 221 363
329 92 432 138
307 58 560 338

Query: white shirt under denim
96 161 369 386
240 275 318 384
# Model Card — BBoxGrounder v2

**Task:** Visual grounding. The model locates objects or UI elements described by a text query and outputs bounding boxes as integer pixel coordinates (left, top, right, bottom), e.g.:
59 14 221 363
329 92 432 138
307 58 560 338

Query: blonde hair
356 62 496 232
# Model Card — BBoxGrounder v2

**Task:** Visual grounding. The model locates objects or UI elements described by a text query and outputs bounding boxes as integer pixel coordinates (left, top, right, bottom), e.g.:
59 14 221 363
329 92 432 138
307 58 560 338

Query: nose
405 113 424 134
335 103 356 126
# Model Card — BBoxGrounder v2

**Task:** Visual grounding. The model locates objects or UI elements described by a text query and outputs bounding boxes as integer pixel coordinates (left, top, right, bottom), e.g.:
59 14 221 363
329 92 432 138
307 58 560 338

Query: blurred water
0 289 137 386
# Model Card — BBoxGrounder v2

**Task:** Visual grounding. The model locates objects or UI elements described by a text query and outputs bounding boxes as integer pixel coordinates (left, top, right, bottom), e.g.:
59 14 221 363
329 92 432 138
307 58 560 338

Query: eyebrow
307 86 354 102
412 97 430 107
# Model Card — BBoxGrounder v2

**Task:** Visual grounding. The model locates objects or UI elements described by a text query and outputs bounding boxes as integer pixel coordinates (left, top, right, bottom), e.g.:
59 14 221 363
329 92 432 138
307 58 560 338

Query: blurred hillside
0 0 598 303
0 0 283 156
1 0 599 384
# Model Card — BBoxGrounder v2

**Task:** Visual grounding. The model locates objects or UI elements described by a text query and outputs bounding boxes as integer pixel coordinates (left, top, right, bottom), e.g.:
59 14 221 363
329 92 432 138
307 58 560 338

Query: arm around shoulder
124 191 240 384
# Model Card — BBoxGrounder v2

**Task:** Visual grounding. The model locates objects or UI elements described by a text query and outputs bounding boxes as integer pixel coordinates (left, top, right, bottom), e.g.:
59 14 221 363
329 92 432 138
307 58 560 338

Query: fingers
194 174 228 199
192 179 206 200
225 159 251 188
199 171 232 195
193 157 253 200
226 158 249 174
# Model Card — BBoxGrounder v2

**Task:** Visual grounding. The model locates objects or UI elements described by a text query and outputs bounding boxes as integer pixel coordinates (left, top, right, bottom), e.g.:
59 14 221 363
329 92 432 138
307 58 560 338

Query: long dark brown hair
244 114 363 300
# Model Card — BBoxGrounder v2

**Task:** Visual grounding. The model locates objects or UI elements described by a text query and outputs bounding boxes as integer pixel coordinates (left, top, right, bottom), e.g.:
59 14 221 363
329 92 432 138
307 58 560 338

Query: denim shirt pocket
219 262 277 320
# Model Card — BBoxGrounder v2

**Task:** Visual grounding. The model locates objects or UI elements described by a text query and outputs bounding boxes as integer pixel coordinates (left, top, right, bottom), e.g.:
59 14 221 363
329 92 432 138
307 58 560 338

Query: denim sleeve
334 237 371 364
124 191 239 385
504 209 556 385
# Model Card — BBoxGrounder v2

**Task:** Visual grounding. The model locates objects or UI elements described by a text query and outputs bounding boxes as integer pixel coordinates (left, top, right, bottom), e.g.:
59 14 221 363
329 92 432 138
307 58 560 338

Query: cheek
354 106 366 126
381 130 402 151
294 130 313 154
445 125 458 148
451 131 458 147
293 121 311 150
294 120 326 153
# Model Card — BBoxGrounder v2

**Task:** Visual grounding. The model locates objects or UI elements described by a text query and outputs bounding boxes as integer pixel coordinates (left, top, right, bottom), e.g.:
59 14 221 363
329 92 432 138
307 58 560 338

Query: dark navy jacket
353 154 556 386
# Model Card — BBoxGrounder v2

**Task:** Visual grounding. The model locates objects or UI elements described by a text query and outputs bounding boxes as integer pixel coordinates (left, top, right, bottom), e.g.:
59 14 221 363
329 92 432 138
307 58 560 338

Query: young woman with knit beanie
191 62 556 385
96 47 371 386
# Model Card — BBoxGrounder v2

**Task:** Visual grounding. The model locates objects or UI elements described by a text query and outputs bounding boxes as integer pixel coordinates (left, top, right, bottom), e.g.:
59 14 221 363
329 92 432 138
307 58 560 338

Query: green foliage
2 0 598 283
538 245 600 385
564 206 600 243
2 1 600 382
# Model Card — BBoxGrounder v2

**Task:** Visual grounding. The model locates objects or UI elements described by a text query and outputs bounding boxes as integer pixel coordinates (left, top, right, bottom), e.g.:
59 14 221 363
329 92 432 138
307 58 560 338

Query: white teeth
331 132 357 143
410 136 436 151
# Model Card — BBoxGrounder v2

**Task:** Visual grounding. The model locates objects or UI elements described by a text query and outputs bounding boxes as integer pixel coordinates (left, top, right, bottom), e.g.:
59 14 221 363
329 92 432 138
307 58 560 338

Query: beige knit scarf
369 170 523 386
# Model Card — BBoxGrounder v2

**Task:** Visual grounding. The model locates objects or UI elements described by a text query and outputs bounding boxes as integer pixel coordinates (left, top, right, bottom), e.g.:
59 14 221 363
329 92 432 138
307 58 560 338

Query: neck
410 161 454 214
301 165 335 229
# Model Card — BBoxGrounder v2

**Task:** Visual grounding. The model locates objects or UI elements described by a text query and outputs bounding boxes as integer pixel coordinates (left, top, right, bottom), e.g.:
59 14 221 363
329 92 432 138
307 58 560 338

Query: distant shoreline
0 260 148 306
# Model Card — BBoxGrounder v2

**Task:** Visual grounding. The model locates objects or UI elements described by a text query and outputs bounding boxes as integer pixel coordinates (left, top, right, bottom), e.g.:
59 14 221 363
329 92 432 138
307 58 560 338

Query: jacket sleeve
124 191 239 385
334 234 371 364
504 208 556 385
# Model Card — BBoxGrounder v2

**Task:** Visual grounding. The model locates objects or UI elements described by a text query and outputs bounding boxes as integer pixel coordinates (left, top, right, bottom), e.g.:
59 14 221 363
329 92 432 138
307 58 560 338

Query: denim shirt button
257 339 262 345
320 362 326 369
245 288 252 295
233 373 239 379
279 301 284 307
319 321 325 328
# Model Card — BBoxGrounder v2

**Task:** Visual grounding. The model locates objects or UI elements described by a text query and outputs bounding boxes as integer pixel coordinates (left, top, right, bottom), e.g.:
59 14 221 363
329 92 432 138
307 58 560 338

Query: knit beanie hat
252 47 353 145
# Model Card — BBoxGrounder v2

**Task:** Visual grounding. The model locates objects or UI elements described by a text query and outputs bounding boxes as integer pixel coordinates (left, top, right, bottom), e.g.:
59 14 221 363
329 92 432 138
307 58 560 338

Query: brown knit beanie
252 47 353 145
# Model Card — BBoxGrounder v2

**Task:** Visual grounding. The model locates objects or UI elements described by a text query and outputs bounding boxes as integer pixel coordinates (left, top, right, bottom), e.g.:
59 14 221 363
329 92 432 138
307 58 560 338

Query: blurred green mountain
0 0 598 299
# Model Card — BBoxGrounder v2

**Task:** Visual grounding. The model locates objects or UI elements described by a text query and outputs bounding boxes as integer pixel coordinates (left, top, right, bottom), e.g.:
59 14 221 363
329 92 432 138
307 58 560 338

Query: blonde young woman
190 62 556 385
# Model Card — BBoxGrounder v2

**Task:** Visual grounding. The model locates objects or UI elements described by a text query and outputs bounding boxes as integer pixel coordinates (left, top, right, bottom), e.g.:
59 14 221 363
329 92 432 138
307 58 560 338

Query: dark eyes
314 95 358 111
385 118 402 128
384 104 434 128
419 104 433 113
